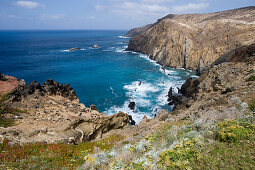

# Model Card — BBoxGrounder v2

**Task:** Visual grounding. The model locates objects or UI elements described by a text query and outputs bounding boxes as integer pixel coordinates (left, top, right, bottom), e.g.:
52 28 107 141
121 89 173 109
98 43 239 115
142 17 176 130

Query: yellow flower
174 144 182 149
164 156 171 166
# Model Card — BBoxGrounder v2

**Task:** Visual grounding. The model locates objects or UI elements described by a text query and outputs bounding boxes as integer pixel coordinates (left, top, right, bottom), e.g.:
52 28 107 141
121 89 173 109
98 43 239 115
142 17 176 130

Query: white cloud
40 14 65 20
95 1 170 19
0 13 20 19
173 3 210 13
14 1 44 9
141 0 174 3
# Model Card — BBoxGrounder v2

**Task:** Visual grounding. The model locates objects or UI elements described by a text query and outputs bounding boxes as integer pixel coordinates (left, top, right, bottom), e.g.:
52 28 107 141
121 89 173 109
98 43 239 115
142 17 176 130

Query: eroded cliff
127 6 255 73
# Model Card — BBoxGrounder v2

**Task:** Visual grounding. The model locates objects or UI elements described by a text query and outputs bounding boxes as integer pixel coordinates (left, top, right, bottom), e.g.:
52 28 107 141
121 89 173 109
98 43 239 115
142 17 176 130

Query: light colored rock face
127 7 255 72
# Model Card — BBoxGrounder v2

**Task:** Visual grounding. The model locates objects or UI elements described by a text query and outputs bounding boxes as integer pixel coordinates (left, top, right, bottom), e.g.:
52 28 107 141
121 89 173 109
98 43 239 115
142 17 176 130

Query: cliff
127 6 255 73
0 78 130 145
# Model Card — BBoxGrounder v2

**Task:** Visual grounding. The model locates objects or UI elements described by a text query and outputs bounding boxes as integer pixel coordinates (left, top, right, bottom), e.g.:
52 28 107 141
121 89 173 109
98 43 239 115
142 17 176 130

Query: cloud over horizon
13 1 44 9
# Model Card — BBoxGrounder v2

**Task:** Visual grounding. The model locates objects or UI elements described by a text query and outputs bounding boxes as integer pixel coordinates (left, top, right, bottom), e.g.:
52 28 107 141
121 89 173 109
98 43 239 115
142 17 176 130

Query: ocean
0 30 197 122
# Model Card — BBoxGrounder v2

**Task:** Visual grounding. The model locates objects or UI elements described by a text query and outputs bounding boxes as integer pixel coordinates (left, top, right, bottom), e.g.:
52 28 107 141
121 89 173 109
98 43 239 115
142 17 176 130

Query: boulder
90 104 98 111
128 102 136 110
157 110 169 121
167 87 173 102
128 115 136 125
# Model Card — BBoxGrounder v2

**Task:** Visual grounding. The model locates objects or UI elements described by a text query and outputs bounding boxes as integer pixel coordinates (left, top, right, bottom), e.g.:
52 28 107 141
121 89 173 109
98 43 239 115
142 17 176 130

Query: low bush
159 139 199 169
246 75 255 82
217 119 255 143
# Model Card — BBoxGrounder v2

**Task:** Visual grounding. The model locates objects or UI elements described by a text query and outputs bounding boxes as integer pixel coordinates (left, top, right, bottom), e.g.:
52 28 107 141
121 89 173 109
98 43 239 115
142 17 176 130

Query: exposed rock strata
127 7 255 73
0 80 130 144
168 43 255 124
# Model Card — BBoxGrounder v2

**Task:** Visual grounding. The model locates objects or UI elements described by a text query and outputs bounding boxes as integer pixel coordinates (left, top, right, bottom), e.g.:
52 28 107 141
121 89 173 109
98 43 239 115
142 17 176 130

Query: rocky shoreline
0 77 131 145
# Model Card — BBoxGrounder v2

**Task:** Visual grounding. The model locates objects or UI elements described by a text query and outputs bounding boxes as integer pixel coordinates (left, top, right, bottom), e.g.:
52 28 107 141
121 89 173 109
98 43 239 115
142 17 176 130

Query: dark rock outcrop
128 115 136 125
128 102 136 110
0 73 6 81
180 78 200 97
10 79 77 102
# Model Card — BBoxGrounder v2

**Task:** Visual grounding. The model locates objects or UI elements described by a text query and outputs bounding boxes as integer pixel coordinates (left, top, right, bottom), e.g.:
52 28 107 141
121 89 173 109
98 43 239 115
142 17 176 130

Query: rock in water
68 47 81 51
128 102 136 110
92 44 99 48
167 87 173 102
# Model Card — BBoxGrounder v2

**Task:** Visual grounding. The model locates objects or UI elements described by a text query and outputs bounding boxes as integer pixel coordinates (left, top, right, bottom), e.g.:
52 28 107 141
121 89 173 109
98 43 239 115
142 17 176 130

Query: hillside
127 6 255 73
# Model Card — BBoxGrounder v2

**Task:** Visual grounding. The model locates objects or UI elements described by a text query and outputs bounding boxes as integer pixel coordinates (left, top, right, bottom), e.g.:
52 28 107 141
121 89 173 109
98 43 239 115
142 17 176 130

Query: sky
0 0 254 30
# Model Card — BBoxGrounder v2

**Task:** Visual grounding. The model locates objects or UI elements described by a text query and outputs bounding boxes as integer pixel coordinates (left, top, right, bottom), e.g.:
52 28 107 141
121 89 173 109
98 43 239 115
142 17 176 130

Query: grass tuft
246 75 255 82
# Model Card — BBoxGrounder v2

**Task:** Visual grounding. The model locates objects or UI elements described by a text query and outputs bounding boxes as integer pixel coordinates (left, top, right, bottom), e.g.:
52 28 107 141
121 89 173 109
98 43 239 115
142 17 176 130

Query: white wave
115 47 128 53
110 86 118 97
60 50 70 52
118 36 130 39
124 81 160 97
191 75 199 78
104 101 152 123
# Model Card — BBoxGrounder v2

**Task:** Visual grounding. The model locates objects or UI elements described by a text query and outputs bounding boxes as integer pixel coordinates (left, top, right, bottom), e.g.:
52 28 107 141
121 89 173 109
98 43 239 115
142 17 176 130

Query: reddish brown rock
0 74 19 96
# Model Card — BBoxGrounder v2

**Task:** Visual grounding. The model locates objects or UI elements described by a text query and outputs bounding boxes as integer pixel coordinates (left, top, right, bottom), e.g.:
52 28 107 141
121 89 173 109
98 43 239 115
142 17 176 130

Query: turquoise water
0 30 197 122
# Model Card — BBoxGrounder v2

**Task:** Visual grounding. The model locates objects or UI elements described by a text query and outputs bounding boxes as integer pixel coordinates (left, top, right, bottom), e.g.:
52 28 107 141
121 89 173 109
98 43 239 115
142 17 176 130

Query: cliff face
127 6 255 72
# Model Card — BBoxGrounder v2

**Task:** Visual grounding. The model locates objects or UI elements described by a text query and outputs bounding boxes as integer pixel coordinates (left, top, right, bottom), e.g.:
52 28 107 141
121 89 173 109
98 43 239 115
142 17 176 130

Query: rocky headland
0 77 130 145
127 6 255 74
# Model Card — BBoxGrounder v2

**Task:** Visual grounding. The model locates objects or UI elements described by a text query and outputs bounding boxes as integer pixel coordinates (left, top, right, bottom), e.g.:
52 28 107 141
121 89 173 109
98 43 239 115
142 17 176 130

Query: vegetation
190 119 255 169
246 75 255 82
217 119 255 143
0 93 15 127
0 134 124 169
0 92 27 127
248 98 255 112
159 139 200 169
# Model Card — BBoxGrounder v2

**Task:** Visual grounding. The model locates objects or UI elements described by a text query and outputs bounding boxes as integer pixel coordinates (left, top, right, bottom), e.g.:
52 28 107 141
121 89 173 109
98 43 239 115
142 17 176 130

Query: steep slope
127 6 255 73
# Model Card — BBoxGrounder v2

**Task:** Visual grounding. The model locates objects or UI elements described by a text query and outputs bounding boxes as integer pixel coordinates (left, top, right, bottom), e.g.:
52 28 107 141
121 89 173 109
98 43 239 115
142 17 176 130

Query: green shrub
0 92 10 103
0 134 125 169
246 75 255 82
0 118 15 127
217 120 255 143
248 99 255 112
159 139 199 169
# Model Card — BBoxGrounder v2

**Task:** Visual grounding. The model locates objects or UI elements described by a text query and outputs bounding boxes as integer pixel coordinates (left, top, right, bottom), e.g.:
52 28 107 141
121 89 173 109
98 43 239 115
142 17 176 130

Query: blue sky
0 0 254 30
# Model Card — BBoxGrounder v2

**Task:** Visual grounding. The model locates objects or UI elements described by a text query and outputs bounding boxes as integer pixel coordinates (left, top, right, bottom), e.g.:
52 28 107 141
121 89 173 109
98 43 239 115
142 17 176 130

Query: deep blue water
0 30 197 122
